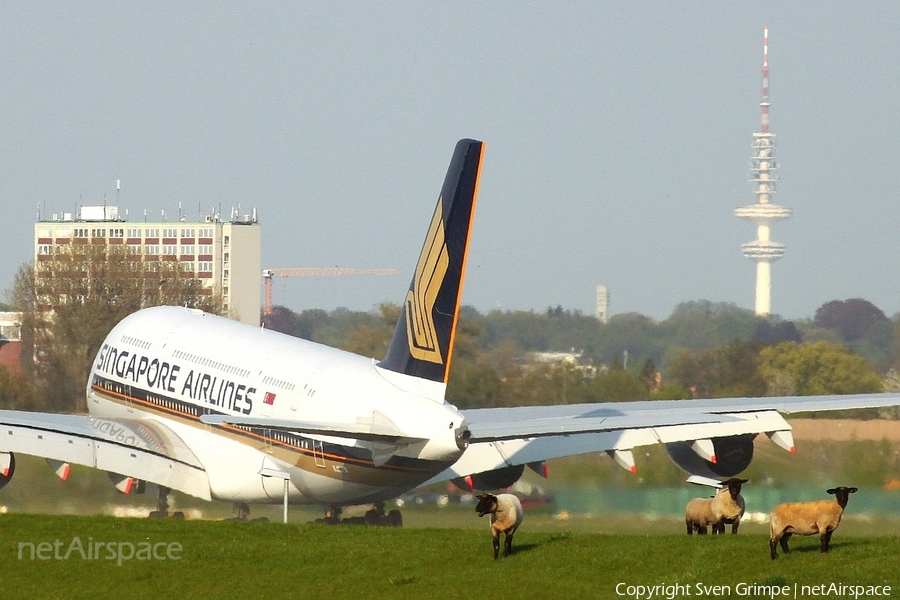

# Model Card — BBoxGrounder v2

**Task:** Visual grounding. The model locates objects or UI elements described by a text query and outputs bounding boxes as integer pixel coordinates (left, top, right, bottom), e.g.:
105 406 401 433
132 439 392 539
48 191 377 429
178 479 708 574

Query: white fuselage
86 306 467 506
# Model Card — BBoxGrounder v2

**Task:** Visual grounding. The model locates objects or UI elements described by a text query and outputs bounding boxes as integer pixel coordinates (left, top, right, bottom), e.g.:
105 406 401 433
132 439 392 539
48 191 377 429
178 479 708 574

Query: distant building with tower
34 204 261 325
734 25 792 317
595 285 610 323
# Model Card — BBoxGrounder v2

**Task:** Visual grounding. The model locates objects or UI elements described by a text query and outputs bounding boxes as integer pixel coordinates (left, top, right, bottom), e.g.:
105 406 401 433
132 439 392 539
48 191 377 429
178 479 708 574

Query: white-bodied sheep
685 477 748 535
769 486 857 560
475 493 523 559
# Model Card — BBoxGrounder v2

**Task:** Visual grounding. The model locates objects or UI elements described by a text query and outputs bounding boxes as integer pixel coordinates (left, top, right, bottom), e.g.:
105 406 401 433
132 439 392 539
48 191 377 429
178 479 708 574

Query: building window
223 270 229 280
199 227 213 237
163 245 177 255
198 245 212 255
146 228 159 238
110 228 124 238
145 245 160 255
180 245 195 256
127 228 142 238
74 228 88 238
180 228 195 238
163 228 178 238
91 228 106 238
38 245 52 255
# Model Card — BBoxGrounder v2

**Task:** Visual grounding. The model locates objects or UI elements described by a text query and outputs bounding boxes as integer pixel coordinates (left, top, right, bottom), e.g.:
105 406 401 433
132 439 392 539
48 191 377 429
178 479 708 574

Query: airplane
2 138 899 524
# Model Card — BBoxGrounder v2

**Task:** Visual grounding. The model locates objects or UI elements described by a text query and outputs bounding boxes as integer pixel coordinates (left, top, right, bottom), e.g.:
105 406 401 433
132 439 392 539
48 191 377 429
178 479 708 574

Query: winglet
378 139 485 384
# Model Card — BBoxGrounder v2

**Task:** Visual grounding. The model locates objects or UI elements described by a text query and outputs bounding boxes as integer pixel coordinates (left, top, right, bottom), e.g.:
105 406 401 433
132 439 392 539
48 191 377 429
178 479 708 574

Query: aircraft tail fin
378 139 485 385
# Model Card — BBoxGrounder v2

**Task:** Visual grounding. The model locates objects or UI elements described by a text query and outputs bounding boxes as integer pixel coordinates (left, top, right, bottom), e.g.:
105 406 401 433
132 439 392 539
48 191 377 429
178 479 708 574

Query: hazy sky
2 3 900 322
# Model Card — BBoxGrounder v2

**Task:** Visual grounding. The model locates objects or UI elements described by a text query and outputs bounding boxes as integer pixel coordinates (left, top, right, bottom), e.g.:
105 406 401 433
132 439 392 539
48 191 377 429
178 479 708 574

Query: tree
265 305 301 336
758 341 884 396
751 320 802 345
667 347 719 398
666 339 766 399
9 242 223 412
0 364 33 409
814 299 888 342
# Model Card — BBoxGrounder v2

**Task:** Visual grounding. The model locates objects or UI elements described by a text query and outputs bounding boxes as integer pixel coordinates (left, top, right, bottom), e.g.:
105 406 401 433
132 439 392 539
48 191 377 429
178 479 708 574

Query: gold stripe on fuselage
91 381 445 489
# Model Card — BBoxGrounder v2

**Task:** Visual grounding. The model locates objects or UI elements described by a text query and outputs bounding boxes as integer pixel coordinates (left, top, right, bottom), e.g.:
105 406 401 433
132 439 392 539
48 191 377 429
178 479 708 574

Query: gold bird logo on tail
404 198 449 364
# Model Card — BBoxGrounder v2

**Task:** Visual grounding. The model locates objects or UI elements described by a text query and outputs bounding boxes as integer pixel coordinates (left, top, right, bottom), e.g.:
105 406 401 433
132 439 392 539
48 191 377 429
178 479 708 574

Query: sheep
769 486 857 560
475 493 523 559
685 477 748 535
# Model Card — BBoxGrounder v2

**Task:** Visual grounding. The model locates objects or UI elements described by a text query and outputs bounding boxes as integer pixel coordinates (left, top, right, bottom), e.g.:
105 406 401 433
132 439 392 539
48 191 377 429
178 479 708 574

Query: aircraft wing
0 410 211 500
424 392 900 485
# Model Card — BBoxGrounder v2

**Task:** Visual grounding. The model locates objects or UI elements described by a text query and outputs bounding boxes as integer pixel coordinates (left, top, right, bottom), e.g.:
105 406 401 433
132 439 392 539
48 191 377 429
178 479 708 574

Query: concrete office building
34 205 261 325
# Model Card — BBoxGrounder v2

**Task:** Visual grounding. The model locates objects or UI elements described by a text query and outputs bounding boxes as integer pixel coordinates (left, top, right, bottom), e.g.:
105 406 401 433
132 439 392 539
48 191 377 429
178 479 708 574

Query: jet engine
665 434 756 479
453 463 525 492
0 452 15 491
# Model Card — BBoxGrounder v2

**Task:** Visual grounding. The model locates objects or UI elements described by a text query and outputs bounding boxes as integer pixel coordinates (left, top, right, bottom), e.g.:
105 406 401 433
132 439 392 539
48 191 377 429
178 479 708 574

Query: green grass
0 514 897 600
2 433 899 598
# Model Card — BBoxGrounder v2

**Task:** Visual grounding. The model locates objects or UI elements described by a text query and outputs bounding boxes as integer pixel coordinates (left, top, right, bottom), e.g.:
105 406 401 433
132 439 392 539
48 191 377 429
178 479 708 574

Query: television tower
734 25 791 316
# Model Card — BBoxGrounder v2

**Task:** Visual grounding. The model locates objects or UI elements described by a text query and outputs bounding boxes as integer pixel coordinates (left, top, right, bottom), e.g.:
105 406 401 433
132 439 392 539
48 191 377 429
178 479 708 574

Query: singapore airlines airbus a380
1 139 899 523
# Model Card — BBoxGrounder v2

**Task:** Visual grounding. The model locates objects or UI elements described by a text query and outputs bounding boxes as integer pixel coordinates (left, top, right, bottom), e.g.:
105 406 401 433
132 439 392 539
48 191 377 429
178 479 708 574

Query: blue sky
2 3 899 321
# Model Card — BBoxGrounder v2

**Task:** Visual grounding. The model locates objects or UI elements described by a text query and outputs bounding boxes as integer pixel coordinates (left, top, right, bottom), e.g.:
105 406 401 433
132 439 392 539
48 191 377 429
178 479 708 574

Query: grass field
2 423 899 597
1 513 897 600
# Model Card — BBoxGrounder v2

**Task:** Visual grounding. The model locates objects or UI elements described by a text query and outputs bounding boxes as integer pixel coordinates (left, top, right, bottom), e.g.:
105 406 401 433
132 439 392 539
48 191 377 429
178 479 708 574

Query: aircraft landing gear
148 486 185 519
365 502 402 527
320 506 342 524
228 502 269 522
318 503 402 526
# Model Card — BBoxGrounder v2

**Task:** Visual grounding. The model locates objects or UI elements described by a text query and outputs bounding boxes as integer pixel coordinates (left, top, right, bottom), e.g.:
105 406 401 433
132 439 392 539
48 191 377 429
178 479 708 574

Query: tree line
266 298 897 413
2 244 897 416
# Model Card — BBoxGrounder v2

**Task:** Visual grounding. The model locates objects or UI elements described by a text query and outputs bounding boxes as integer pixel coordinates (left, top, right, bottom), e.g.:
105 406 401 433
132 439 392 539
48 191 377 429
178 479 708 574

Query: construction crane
262 267 400 319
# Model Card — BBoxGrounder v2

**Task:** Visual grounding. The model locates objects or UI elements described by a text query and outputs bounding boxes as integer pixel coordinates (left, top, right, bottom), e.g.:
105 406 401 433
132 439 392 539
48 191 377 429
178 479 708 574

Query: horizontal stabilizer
199 411 427 444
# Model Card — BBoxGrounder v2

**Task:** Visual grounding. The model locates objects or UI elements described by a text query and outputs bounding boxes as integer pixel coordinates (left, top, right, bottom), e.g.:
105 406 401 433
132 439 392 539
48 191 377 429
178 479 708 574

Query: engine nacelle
453 463 525 492
0 452 15 491
665 434 756 478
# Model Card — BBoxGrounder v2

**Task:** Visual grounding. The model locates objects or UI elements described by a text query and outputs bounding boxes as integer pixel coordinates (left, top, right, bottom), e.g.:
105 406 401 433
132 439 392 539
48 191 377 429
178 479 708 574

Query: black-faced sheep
769 486 858 560
685 477 748 535
475 493 523 559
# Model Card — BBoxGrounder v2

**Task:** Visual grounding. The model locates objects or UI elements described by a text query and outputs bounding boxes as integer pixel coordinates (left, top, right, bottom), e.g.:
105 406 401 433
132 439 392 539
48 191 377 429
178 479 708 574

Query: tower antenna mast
734 25 792 316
